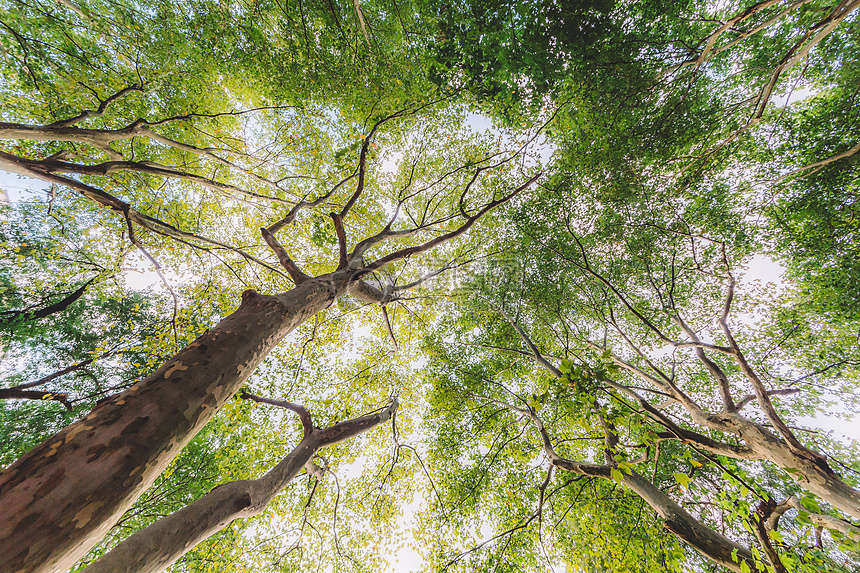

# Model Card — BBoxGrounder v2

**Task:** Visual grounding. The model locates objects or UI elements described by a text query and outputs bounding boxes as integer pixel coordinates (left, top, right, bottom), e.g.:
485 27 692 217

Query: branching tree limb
81 398 398 573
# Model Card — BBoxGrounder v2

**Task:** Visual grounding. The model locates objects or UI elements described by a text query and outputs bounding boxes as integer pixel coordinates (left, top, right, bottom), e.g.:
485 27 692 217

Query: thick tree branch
717 274 805 452
4 349 117 392
0 151 284 275
34 157 293 205
330 212 349 269
82 399 398 573
239 390 313 437
0 276 95 326
665 0 783 74
260 227 309 285
751 0 859 119
735 388 800 411
752 499 789 573
480 392 756 572
774 140 860 185
49 84 142 127
0 388 72 410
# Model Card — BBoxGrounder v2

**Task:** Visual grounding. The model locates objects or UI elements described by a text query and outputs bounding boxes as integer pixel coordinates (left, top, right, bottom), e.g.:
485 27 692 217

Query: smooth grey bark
0 276 343 573
81 401 398 573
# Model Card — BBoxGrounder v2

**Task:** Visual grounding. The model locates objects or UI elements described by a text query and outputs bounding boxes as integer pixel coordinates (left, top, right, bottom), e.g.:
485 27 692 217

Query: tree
0 3 545 565
421 186 860 571
0 89 541 571
3 0 860 571
0 195 171 459
80 392 400 573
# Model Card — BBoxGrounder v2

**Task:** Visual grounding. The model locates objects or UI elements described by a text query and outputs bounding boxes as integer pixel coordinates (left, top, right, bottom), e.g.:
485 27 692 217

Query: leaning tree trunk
552 459 755 572
732 416 860 520
80 402 398 573
620 471 755 573
0 277 342 573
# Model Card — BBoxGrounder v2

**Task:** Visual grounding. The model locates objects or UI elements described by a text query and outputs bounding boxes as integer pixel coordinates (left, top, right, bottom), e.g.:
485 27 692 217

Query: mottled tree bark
81 401 398 573
730 415 860 520
0 277 342 573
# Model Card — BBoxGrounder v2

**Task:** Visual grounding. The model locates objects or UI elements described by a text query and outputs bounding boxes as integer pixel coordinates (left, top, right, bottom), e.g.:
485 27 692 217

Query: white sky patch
782 85 819 107
0 170 48 202
466 113 493 134
120 250 196 294
379 151 404 176
738 253 787 294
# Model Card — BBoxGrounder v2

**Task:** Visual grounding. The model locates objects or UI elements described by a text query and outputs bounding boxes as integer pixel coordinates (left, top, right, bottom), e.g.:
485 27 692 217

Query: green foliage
3 0 860 571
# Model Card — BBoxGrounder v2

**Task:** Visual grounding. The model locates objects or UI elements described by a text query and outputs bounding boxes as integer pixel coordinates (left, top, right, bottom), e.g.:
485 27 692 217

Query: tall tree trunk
81 401 398 573
0 277 342 573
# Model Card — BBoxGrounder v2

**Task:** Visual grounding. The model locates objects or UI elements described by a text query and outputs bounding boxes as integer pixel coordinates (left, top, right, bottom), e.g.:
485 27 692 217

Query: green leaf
617 460 633 475
673 472 691 490
800 495 822 514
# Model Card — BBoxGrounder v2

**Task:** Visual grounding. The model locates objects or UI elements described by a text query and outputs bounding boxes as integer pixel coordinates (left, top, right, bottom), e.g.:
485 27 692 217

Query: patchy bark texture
0 277 339 573
729 415 860 520
81 402 397 573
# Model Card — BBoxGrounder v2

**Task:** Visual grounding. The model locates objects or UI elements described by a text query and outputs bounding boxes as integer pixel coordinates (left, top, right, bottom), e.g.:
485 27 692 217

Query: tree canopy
1 0 859 572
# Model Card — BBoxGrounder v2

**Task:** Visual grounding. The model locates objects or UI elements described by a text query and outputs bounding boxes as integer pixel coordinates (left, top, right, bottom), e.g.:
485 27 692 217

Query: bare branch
339 105 434 220
239 390 313 437
261 227 309 285
0 276 96 326
0 387 72 410
49 84 142 127
267 170 358 235
672 312 737 412
603 380 755 458
751 0 859 119
0 151 284 275
735 388 800 411
664 0 783 76
4 349 117 392
478 392 756 572
493 302 562 378
358 173 541 276
123 214 180 343
752 499 789 573
39 157 293 205
774 140 860 186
